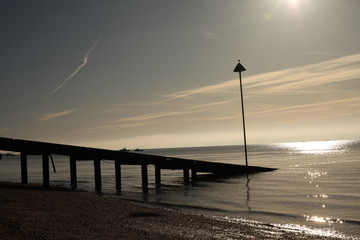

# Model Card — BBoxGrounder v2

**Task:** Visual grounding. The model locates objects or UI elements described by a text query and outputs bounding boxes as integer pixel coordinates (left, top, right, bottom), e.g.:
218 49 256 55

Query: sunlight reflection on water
277 140 352 154
219 216 351 239
305 215 344 224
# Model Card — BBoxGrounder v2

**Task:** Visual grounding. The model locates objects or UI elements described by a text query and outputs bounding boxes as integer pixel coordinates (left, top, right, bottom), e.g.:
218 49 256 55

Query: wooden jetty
0 137 276 192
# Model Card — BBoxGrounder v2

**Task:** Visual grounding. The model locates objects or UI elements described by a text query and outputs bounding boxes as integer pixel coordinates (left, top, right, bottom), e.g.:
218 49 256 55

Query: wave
139 199 360 228
142 200 229 213
237 209 360 227
215 215 360 240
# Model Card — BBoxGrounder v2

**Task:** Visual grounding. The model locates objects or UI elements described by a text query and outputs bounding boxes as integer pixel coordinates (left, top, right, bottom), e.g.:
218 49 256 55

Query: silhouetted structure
0 137 276 192
234 60 248 166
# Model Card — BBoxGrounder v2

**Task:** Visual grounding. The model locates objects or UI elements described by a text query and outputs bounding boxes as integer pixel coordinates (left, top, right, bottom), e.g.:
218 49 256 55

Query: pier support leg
115 160 121 191
20 153 28 184
183 168 190 185
155 164 161 188
141 164 148 192
42 154 50 188
94 159 102 191
191 168 197 182
70 156 77 189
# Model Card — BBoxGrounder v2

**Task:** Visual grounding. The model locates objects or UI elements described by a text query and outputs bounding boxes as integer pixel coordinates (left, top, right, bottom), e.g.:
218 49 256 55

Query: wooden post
20 153 28 184
155 164 161 188
183 168 190 185
70 156 77 189
42 154 50 187
238 70 248 166
115 160 121 191
234 60 248 166
94 159 102 191
191 164 197 182
141 164 148 192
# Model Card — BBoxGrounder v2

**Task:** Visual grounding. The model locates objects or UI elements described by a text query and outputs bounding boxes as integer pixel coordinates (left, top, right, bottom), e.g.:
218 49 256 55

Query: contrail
43 36 102 101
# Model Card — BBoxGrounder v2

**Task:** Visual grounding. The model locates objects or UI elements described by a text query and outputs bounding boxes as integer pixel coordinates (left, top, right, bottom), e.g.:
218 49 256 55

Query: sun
272 0 311 20
275 0 302 9
288 0 300 7
268 0 312 22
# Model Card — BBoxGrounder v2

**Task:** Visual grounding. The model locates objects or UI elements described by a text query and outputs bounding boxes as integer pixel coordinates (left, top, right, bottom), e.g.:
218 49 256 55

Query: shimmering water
1 140 359 239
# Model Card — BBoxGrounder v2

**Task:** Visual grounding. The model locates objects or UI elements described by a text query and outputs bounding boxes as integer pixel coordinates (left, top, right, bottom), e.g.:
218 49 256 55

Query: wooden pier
0 137 276 192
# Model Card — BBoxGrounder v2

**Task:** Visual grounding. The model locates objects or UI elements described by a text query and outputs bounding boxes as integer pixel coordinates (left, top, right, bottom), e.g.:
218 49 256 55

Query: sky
1 0 359 149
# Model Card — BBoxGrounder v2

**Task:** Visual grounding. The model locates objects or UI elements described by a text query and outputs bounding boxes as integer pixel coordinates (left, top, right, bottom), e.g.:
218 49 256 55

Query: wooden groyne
0 137 276 192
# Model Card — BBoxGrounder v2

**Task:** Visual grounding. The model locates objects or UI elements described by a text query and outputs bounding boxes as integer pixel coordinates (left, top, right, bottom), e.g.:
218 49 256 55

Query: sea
0 140 359 239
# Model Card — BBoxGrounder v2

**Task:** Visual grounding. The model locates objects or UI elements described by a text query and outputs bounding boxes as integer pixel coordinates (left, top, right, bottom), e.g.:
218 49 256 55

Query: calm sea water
1 140 359 239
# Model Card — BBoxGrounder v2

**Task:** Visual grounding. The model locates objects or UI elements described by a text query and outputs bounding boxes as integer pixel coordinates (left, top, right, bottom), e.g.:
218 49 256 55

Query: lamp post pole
233 60 248 166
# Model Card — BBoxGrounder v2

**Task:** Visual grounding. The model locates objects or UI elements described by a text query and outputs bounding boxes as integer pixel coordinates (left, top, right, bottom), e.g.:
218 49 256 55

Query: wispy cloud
115 110 199 123
87 110 202 131
249 97 360 117
105 100 171 107
189 100 233 109
201 30 220 41
306 51 333 56
84 53 360 140
245 54 360 95
163 53 360 99
0 128 9 133
38 108 76 122
164 80 236 100
202 115 239 121
43 36 102 101
87 122 152 131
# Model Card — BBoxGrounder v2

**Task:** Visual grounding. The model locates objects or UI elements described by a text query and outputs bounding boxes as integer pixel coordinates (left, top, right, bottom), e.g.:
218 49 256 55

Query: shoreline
0 181 347 240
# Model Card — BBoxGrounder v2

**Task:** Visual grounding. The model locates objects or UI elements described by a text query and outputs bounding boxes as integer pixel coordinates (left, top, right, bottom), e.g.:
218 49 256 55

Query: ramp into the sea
0 137 276 191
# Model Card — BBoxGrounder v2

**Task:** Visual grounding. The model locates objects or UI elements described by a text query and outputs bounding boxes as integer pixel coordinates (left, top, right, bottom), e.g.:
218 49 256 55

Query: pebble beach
0 182 346 240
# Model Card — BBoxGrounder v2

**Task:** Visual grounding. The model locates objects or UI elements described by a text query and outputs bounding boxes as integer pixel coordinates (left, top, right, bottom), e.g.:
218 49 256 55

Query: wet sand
0 182 343 240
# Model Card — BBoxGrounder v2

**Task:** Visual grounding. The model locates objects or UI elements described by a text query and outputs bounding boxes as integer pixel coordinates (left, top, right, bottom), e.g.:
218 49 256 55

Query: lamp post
233 60 248 166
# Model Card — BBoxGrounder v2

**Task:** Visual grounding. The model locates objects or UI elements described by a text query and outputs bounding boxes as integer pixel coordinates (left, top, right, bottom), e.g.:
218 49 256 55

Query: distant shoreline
0 181 345 240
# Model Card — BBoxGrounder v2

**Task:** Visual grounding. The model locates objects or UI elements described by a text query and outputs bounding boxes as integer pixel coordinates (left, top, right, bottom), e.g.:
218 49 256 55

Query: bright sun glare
288 0 300 7
278 140 351 154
